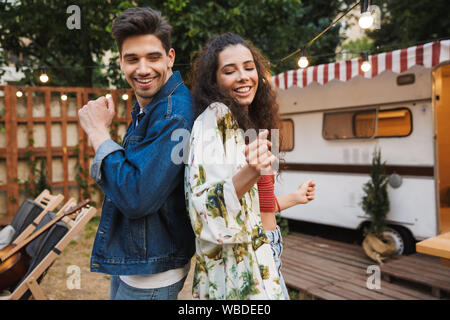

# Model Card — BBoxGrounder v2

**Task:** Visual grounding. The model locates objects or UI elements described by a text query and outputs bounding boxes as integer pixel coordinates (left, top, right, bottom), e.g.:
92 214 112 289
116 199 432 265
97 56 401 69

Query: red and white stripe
272 40 450 90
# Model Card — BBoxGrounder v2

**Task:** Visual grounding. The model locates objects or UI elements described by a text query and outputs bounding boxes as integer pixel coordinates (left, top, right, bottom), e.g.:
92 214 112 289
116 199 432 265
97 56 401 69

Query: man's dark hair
112 7 172 54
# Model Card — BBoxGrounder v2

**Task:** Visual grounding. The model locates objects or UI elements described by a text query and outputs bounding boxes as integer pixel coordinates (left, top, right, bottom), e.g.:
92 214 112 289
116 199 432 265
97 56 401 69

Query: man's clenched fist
78 95 116 151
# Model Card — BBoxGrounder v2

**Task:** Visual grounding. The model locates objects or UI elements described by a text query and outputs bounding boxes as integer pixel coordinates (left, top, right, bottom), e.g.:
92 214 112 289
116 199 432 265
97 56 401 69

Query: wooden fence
0 85 135 225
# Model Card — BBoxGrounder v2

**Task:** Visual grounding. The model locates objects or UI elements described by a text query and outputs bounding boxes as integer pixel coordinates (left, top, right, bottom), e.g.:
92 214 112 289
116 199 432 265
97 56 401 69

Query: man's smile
133 76 158 88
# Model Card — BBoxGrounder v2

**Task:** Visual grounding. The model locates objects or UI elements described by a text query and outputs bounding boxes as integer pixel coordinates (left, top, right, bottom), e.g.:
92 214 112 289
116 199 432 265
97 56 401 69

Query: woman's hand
244 129 276 175
233 130 276 199
292 179 315 204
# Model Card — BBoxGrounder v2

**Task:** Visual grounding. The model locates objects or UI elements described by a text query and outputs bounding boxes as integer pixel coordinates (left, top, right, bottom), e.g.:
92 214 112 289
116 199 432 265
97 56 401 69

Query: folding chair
0 198 97 300
11 190 64 245
0 190 64 250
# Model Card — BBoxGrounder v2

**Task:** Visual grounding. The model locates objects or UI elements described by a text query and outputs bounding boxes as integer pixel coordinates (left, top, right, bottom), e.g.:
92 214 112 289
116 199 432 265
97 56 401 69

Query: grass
84 215 100 239
288 287 299 299
288 287 316 300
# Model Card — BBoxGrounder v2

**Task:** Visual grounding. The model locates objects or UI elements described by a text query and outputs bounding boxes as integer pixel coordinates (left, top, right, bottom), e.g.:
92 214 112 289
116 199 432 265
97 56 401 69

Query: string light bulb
359 0 373 29
360 52 371 72
39 70 49 83
16 90 23 98
298 56 309 69
359 12 374 29
61 94 68 101
297 46 309 69
122 93 129 101
105 93 112 99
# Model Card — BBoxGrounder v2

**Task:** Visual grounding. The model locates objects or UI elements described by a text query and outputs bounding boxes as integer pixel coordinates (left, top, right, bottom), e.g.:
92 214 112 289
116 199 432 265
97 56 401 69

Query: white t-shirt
136 108 144 127
120 263 190 289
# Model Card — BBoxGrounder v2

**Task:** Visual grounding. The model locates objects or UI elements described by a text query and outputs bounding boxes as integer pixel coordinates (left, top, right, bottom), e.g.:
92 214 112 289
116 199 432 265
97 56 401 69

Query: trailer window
280 119 294 151
323 107 412 140
323 109 376 140
354 111 377 138
374 108 412 137
355 108 412 138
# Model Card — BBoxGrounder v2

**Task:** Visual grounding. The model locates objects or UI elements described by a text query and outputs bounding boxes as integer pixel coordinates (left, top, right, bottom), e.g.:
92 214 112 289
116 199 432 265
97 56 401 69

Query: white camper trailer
272 40 450 254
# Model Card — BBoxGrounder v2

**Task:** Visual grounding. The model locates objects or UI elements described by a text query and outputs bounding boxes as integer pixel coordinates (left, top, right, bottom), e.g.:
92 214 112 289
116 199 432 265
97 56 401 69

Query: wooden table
416 232 450 267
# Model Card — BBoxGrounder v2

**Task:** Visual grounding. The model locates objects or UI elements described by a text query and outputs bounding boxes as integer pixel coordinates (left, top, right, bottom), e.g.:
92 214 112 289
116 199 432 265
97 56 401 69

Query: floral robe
184 102 285 300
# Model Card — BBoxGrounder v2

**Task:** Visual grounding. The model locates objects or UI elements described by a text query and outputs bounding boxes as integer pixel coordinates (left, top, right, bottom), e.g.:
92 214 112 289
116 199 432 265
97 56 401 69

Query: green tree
0 0 130 87
155 0 353 75
341 35 374 59
368 0 450 51
1 0 352 87
361 148 390 237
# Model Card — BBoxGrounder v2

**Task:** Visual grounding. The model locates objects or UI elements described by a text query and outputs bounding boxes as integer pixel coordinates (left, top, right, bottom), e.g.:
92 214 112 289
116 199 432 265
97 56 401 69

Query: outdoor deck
282 232 450 300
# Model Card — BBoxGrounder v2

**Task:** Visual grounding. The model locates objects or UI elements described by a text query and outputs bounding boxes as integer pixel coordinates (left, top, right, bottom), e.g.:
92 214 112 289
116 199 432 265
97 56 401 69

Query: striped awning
272 40 450 90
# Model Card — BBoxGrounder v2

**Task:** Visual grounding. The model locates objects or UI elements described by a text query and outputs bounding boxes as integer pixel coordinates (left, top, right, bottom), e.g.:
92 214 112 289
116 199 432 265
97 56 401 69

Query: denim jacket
89 71 195 275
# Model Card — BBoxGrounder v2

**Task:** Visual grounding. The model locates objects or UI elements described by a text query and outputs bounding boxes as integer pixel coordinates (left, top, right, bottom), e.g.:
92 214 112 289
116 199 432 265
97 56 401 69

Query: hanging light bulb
359 0 374 29
298 56 309 69
361 60 371 72
61 93 68 101
105 93 112 99
16 90 23 98
297 46 309 69
360 52 371 72
359 11 374 29
39 70 49 83
122 93 129 101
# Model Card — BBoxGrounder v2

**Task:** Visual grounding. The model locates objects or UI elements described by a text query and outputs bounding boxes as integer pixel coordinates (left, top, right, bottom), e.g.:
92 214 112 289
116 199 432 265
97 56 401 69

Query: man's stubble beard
137 92 156 100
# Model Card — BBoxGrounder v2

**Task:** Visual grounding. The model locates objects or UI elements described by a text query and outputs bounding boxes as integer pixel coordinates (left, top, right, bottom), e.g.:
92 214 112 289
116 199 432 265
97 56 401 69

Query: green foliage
73 145 103 208
341 35 374 58
16 158 52 199
84 215 101 239
0 0 124 87
14 133 52 199
153 0 353 77
360 148 390 237
276 213 290 236
0 50 6 78
33 158 52 198
368 0 450 51
0 0 353 87
288 287 299 300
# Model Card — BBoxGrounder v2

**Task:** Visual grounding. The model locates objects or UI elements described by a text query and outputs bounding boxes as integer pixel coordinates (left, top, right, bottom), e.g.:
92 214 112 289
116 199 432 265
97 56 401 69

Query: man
78 7 195 300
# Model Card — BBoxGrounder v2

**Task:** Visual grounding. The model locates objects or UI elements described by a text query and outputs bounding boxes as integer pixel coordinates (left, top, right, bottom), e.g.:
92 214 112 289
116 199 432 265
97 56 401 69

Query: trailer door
434 64 450 234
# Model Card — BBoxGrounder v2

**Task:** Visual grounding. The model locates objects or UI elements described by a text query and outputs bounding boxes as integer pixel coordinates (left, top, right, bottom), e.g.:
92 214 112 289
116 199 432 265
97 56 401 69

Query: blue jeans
266 226 290 300
109 275 187 300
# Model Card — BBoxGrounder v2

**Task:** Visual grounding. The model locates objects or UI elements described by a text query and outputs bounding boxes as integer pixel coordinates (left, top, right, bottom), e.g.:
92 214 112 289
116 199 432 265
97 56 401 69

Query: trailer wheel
383 226 416 255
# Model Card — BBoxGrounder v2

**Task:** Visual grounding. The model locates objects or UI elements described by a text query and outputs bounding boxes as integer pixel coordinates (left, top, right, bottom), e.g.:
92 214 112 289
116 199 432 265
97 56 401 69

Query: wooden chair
12 190 64 245
0 198 97 300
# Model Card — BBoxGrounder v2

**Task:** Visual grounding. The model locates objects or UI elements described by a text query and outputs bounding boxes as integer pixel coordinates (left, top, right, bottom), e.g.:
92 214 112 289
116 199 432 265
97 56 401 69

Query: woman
185 33 315 300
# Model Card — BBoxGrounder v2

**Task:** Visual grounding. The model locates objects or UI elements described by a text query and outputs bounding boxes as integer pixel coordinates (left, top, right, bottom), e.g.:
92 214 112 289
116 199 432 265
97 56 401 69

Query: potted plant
361 148 396 264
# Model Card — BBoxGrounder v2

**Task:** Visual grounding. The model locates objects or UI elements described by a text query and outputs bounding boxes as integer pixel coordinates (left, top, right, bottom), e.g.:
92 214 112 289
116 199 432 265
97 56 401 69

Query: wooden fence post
5 85 19 220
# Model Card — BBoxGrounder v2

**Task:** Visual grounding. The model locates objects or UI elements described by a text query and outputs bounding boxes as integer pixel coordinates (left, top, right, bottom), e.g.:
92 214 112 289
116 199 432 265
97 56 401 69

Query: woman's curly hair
189 33 283 151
